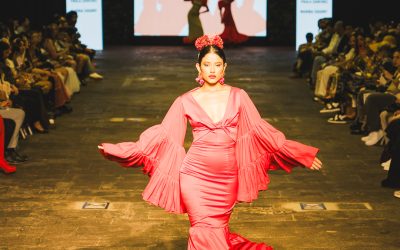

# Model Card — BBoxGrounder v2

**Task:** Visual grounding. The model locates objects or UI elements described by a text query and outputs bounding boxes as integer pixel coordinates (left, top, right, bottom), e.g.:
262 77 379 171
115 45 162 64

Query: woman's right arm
99 96 187 169
44 39 65 60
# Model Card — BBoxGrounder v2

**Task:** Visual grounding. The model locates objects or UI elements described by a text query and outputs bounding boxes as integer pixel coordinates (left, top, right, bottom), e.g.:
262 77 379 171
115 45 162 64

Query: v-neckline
190 86 233 124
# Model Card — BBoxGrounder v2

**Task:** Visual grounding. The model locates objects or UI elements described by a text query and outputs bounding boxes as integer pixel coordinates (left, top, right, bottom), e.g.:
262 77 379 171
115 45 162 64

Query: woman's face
22 37 29 49
349 35 356 48
16 42 25 53
196 52 226 85
393 51 400 68
2 48 11 59
30 32 42 45
49 23 59 37
357 35 365 47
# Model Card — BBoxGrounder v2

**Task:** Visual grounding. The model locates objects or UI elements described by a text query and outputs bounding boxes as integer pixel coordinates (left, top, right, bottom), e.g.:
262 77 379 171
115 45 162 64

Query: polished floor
1 46 399 249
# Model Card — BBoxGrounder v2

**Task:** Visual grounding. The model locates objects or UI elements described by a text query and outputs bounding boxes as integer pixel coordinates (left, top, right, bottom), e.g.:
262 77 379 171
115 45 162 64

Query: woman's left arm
237 89 321 171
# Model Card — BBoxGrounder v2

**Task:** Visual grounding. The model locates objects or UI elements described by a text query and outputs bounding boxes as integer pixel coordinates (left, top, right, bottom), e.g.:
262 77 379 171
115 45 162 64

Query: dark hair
198 45 226 64
381 59 396 75
306 32 313 42
11 37 24 52
66 11 78 19
0 40 11 62
0 40 11 52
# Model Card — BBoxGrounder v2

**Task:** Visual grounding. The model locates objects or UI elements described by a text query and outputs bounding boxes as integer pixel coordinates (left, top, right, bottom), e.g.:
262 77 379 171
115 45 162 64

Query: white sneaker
394 191 400 198
365 130 384 146
361 132 375 142
89 72 103 80
327 114 349 124
381 159 391 171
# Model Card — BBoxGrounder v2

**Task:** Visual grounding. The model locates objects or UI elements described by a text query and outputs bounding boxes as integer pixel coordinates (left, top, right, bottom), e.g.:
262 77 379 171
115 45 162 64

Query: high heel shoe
0 161 16 174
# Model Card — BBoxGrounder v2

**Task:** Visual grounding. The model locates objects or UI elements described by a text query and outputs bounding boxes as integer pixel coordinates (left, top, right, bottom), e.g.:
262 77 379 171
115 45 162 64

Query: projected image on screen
134 0 267 37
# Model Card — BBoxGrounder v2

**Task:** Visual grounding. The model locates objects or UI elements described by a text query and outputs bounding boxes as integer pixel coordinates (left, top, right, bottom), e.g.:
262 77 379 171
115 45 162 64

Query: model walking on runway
99 35 322 249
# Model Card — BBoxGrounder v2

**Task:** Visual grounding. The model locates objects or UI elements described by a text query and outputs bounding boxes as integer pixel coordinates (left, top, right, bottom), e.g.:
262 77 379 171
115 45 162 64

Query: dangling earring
218 78 225 85
218 75 225 85
196 75 205 86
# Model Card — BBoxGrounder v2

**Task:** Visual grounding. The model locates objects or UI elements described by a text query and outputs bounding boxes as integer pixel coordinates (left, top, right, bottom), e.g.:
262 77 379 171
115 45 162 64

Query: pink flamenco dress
218 0 248 45
100 86 319 249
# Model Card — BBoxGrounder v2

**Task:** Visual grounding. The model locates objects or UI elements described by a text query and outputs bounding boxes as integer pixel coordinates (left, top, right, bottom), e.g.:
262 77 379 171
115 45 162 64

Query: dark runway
1 46 399 249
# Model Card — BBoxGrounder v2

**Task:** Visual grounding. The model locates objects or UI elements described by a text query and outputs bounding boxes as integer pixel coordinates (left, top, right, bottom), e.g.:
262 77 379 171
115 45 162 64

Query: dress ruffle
229 232 274 250
100 96 188 214
101 125 186 213
236 89 319 203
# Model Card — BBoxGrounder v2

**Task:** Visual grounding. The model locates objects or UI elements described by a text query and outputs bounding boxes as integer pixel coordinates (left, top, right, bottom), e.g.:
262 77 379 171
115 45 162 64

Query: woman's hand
310 157 322 171
0 100 11 108
11 84 19 95
98 145 105 156
200 4 209 13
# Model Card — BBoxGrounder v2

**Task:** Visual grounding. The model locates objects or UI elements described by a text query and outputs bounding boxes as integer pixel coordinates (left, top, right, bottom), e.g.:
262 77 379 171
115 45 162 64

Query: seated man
292 32 314 78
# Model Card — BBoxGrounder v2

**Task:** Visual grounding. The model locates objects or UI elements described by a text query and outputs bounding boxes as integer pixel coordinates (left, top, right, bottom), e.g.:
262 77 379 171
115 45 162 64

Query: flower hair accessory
195 35 224 51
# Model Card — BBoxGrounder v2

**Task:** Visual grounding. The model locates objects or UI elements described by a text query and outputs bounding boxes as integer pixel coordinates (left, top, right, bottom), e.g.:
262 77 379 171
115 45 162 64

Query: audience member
0 10 102 168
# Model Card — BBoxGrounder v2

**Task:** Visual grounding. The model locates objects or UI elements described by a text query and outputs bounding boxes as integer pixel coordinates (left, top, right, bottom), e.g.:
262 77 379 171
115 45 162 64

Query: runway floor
1 46 399 249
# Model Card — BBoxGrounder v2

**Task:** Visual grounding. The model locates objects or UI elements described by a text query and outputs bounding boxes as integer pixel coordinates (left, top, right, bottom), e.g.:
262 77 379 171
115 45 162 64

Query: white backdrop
66 0 103 50
134 0 267 37
296 0 332 49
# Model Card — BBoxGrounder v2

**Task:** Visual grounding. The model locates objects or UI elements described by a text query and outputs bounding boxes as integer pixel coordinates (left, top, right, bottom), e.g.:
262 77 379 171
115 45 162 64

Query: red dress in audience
218 0 249 44
0 116 16 174
100 86 318 249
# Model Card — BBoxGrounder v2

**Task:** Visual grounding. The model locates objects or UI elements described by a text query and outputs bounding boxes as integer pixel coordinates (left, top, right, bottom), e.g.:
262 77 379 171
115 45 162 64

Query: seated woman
28 30 73 115
41 27 82 95
327 35 380 124
315 33 357 105
361 49 400 146
11 37 52 93
0 40 49 133
55 28 103 80
351 59 397 134
42 23 76 69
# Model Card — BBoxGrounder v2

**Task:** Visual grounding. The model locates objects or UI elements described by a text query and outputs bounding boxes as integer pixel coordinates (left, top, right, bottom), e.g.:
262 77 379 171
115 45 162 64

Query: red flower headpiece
195 35 224 51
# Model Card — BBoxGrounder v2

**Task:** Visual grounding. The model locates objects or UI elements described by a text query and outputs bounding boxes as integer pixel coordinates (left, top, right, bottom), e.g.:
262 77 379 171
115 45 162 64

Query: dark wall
0 0 66 29
1 0 398 46
333 0 399 27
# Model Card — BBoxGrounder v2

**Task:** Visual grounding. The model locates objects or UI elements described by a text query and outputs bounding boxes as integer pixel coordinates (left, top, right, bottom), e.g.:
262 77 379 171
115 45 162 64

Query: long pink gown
100 86 319 249
218 0 248 44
